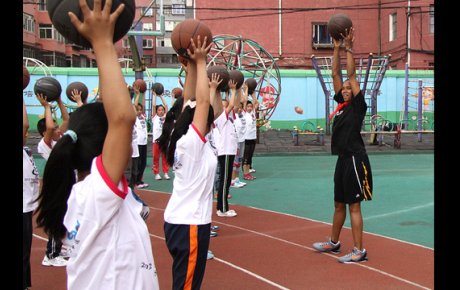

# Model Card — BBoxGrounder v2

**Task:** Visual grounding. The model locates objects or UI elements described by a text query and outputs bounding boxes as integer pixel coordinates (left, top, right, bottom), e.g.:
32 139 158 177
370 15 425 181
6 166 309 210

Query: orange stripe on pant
184 225 198 290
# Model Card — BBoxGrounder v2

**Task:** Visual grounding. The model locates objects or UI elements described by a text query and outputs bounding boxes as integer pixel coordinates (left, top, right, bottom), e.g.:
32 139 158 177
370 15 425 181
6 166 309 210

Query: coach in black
312 27 373 264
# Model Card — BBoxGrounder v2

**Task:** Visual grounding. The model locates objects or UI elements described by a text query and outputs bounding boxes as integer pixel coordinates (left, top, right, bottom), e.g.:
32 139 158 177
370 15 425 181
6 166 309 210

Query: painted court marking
149 205 431 290
364 202 434 220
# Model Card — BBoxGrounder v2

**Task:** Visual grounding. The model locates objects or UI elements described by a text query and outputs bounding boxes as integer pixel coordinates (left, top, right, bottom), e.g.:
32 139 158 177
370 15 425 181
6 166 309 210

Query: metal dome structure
179 34 282 124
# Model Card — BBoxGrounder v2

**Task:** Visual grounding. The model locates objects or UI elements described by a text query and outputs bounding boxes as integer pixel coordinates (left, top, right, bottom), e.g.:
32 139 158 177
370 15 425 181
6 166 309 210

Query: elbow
113 110 136 128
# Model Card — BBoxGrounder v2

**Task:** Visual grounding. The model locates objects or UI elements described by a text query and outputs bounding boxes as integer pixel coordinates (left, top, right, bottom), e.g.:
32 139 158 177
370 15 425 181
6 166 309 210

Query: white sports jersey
135 114 148 145
23 148 39 213
164 124 218 225
152 114 165 141
234 111 247 143
214 111 238 156
37 138 57 160
244 109 257 140
63 156 159 290
131 126 139 158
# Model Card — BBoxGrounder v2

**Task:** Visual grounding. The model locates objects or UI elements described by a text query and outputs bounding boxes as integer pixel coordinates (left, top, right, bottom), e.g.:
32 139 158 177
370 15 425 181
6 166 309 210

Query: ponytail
35 135 76 238
35 102 108 239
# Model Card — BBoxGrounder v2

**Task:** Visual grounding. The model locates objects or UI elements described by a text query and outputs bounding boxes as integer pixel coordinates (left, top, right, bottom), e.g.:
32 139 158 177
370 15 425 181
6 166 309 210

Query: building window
39 24 65 42
38 0 47 11
157 55 172 64
141 7 153 16
39 24 53 39
172 4 185 15
143 23 154 31
143 39 154 49
389 13 397 41
166 21 175 32
23 13 35 33
144 55 153 65
156 38 172 48
429 5 434 34
312 23 332 48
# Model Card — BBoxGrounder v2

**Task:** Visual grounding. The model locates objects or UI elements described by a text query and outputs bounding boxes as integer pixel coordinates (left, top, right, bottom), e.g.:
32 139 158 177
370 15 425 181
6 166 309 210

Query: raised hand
68 0 125 47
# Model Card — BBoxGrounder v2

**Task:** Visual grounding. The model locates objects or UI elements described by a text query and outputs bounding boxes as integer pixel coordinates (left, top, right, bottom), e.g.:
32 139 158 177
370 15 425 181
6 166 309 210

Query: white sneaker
249 168 256 173
234 178 246 186
155 174 162 180
207 250 214 260
164 173 170 180
42 255 68 267
216 210 237 217
230 181 244 188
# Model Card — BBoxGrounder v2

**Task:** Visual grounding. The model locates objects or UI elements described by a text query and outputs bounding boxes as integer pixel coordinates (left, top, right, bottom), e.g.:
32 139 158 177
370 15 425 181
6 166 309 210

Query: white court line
364 202 434 220
143 190 434 289
213 257 290 290
147 205 431 289
148 230 290 289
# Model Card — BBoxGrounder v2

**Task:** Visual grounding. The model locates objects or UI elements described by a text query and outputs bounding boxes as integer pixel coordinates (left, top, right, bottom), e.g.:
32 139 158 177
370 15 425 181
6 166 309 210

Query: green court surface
34 153 434 248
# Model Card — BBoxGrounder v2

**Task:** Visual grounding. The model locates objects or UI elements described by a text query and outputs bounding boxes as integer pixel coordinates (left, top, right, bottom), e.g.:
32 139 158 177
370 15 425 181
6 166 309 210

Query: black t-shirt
331 90 367 155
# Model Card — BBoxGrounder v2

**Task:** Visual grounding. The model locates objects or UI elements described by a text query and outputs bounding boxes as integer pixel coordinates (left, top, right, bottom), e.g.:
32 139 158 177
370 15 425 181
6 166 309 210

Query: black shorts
334 153 373 204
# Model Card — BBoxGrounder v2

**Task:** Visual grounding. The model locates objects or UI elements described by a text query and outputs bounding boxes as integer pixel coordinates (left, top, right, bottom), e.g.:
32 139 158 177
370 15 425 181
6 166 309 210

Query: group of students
209 72 260 218
23 1 372 289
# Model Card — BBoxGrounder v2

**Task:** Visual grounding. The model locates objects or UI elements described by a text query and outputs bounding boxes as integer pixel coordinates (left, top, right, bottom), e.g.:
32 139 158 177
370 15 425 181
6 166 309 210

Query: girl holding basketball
35 1 159 289
151 90 170 180
159 35 217 290
312 27 373 263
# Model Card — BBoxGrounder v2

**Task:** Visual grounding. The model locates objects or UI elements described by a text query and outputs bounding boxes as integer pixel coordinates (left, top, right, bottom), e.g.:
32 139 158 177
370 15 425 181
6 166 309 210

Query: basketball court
29 153 434 289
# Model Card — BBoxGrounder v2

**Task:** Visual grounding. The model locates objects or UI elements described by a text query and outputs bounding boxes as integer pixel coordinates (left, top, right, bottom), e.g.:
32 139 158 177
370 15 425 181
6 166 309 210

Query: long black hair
35 102 108 239
157 96 184 156
165 103 214 166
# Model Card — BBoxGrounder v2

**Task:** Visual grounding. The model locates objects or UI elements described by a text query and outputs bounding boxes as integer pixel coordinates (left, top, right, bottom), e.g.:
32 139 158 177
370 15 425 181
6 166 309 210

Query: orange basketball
133 79 147 93
295 106 304 114
171 19 213 59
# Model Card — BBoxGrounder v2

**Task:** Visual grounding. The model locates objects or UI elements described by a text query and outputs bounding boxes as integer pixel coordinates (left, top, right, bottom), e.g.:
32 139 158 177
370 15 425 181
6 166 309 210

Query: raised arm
209 73 223 119
183 57 197 104
56 95 70 133
159 94 168 114
69 0 135 184
225 80 237 115
188 36 213 136
332 38 342 95
36 93 54 145
343 27 360 96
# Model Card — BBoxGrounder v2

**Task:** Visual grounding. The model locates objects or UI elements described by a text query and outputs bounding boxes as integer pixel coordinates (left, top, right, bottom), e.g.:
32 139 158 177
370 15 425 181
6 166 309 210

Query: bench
291 130 325 146
360 130 434 148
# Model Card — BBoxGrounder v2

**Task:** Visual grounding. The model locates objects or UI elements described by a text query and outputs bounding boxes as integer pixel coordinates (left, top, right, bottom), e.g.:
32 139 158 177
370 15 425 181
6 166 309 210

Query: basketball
46 0 136 48
171 87 183 98
327 13 353 40
178 55 188 66
245 78 257 94
207 65 229 91
23 65 30 90
171 19 213 59
228 70 244 89
152 82 164 95
66 81 89 103
34 77 62 102
294 106 304 115
133 79 147 93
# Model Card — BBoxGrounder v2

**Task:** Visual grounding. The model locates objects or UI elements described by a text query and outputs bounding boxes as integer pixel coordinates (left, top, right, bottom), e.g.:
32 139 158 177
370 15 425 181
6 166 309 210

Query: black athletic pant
45 235 63 259
164 223 211 290
217 154 235 212
243 139 256 167
136 144 147 184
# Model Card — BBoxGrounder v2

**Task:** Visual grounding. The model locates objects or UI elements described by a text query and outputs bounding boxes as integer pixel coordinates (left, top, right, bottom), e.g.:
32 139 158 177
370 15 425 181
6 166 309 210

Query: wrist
345 47 353 53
